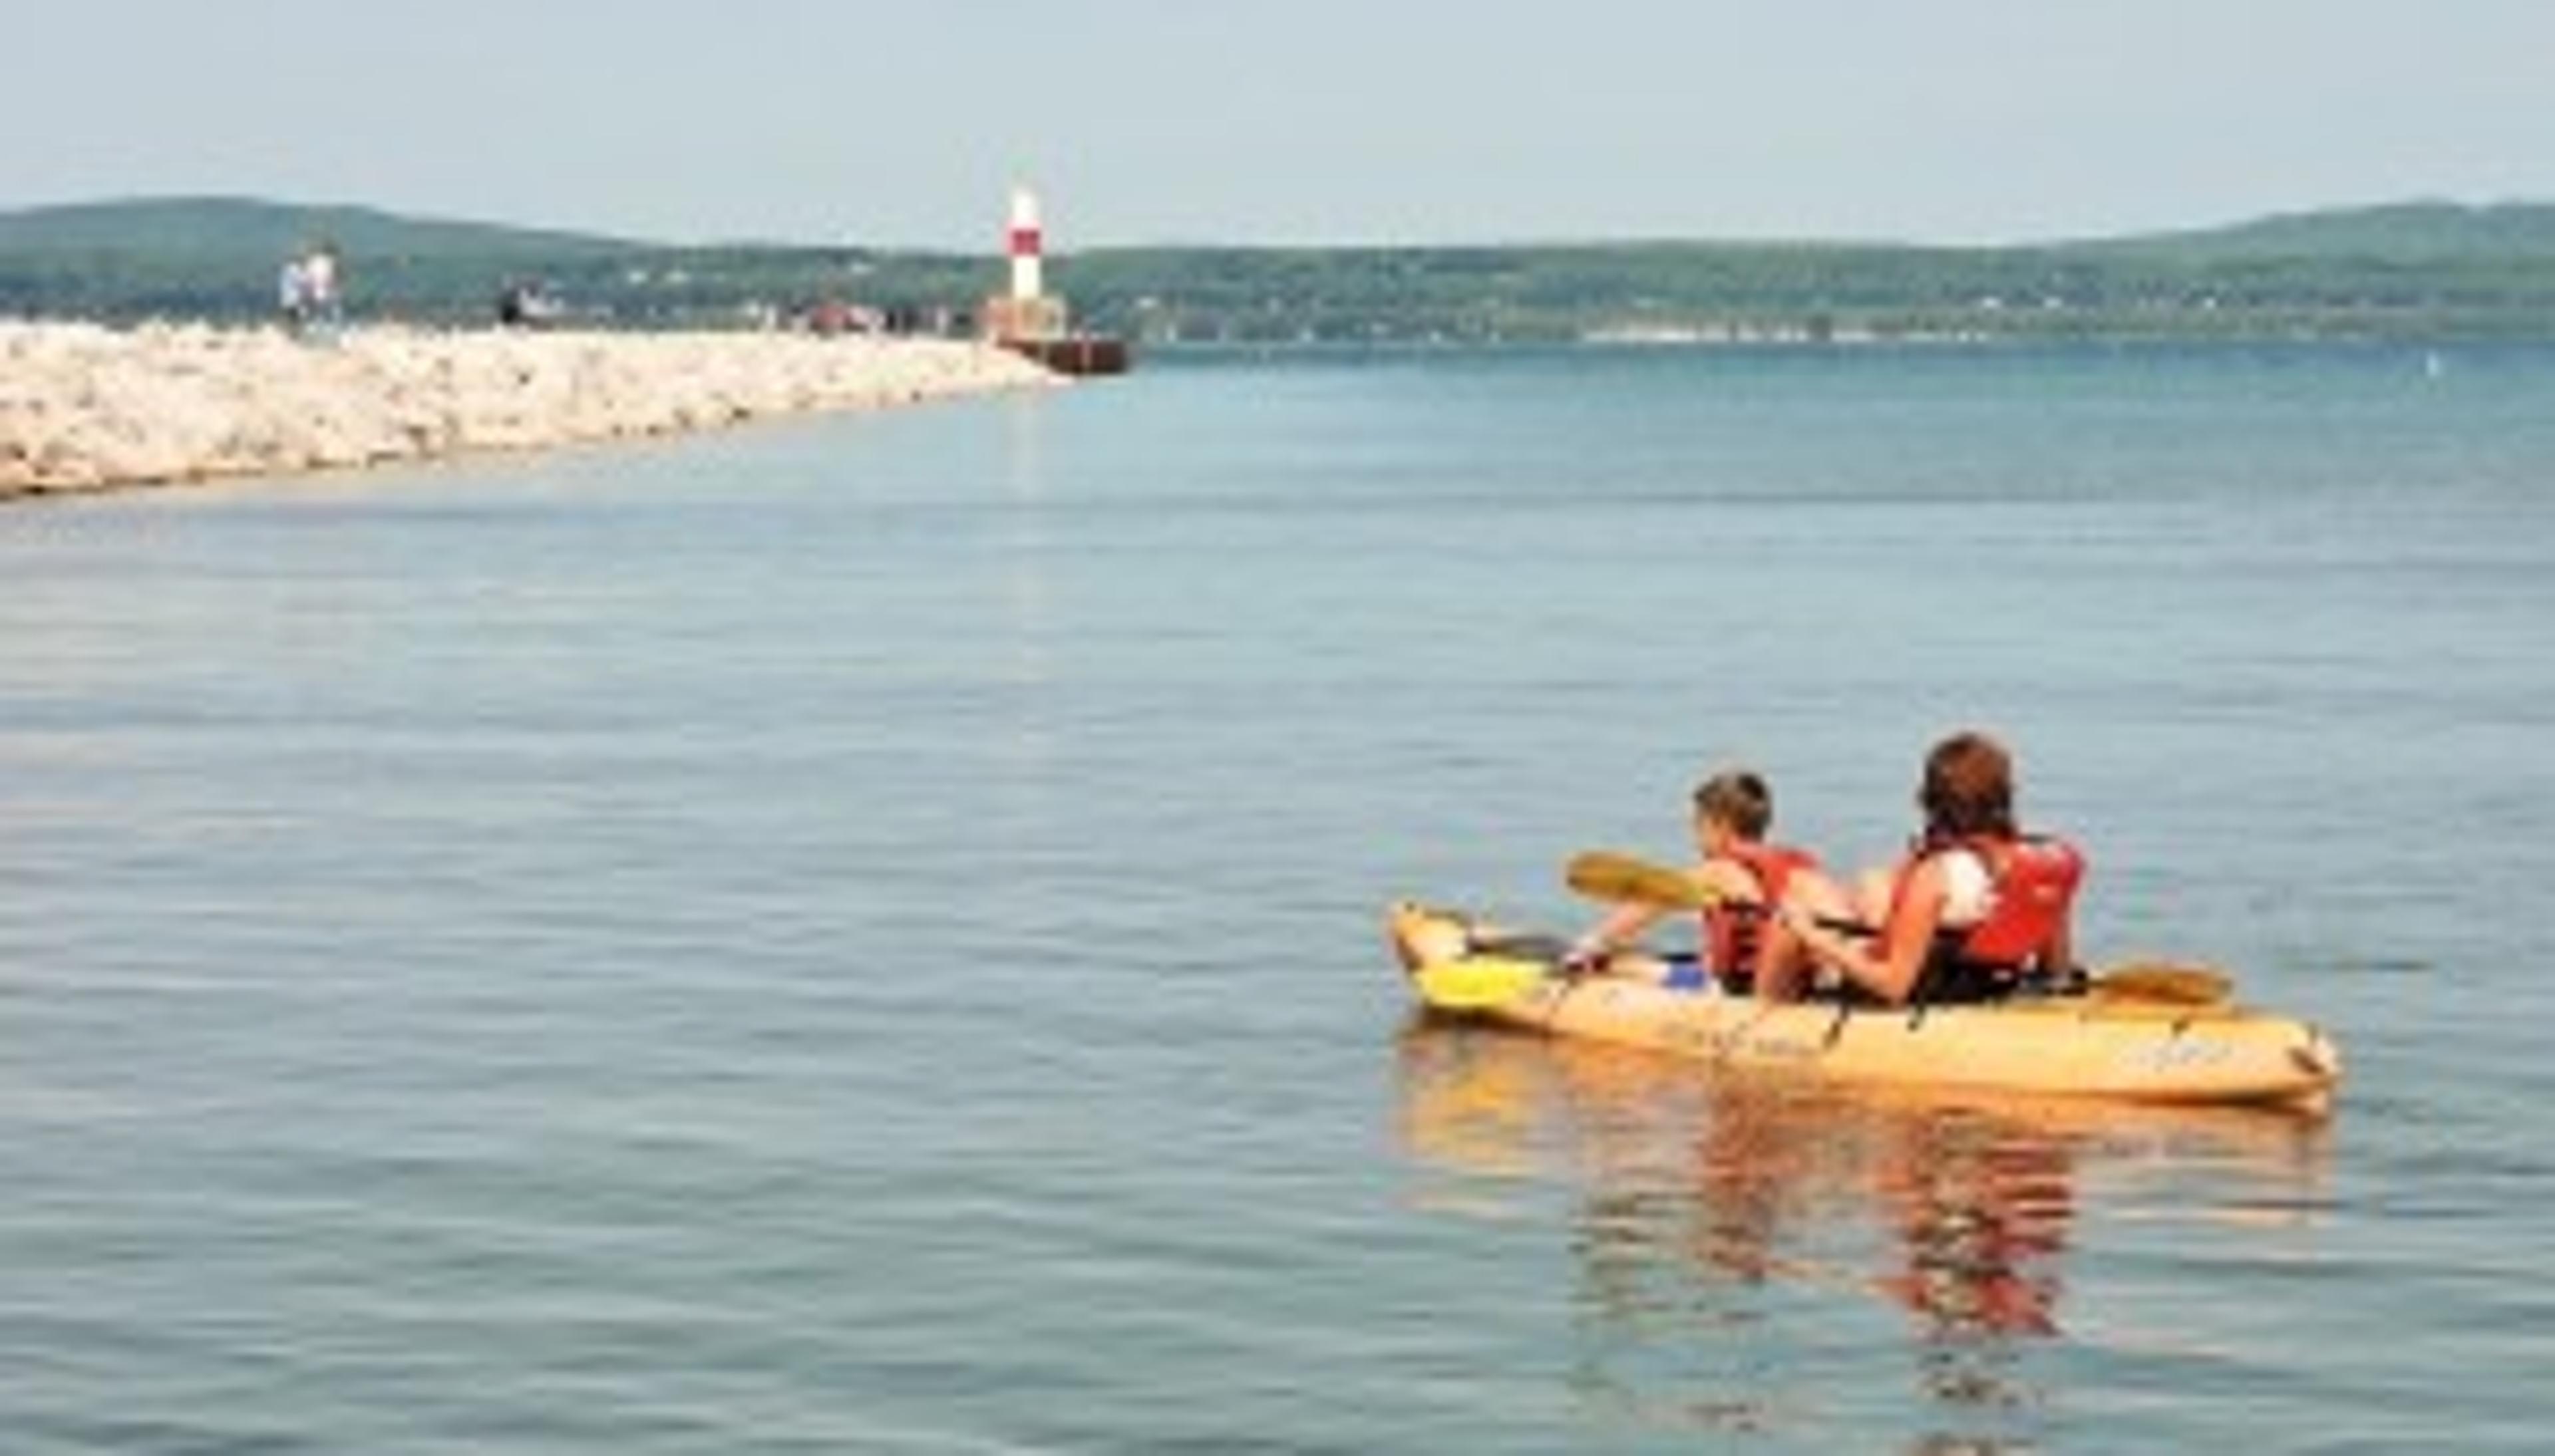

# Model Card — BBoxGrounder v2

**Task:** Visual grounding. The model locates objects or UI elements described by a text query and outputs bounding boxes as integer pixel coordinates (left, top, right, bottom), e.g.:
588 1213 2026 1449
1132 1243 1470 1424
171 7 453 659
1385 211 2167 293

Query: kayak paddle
1566 849 1720 909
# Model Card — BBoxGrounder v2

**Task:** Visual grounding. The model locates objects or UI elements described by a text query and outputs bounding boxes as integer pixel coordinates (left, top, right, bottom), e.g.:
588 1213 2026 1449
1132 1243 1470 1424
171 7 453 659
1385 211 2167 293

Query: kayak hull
1389 903 2341 1112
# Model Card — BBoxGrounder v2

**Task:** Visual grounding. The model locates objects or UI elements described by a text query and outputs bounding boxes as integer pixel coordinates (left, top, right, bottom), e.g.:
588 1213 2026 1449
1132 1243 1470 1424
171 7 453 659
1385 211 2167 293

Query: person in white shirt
277 255 310 328
302 245 341 327
1761 731 2084 1006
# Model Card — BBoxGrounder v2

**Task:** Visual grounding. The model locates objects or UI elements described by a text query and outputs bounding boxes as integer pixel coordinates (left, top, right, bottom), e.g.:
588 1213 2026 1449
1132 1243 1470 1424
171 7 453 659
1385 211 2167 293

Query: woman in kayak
1563 768 1820 994
1760 731 2083 1006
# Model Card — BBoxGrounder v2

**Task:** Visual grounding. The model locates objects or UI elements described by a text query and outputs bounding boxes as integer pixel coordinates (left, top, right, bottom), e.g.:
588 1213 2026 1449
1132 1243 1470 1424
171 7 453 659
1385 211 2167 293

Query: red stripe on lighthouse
1009 226 1043 257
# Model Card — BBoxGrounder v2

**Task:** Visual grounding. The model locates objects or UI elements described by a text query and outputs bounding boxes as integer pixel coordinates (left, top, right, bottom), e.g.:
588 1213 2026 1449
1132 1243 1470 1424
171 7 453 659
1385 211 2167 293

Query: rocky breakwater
0 322 1059 499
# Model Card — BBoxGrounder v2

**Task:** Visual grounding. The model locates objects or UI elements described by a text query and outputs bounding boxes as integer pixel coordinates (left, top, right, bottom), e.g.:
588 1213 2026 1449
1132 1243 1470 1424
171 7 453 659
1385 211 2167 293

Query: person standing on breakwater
1761 730 2084 1006
276 242 343 338
303 242 343 333
277 253 311 331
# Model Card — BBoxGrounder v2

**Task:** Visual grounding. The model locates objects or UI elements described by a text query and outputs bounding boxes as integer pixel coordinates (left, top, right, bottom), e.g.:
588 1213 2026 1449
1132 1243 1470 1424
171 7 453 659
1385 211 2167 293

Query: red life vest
1702 842 1820 981
1880 832 2095 1001
1877 833 2084 1002
1952 835 2085 969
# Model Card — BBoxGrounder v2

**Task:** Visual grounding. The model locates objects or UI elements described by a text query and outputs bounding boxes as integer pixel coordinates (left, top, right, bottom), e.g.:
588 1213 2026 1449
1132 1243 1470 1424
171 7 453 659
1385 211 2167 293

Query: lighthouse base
1002 336 1132 376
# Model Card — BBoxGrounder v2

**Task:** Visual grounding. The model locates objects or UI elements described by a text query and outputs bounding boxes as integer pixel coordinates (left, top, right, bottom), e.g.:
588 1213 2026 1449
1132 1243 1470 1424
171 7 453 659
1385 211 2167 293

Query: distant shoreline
0 323 1058 502
9 198 2554 347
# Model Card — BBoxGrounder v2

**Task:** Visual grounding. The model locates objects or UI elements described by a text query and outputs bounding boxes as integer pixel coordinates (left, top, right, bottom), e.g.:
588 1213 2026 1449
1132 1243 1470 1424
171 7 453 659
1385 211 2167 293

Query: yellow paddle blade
2090 961 2234 1006
1412 956 1554 1010
1565 850 1717 909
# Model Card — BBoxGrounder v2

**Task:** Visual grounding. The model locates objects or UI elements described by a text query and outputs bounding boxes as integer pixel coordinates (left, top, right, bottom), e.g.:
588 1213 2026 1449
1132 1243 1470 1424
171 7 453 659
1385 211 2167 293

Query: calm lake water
3 344 2552 1451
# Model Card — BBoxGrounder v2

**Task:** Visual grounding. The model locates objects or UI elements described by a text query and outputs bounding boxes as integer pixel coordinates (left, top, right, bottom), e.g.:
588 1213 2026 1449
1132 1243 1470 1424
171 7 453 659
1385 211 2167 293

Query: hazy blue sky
6 1 2550 248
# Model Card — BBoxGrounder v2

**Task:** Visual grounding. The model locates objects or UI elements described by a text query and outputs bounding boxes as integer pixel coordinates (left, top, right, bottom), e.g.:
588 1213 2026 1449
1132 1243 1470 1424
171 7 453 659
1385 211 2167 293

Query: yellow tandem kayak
1387 901 2341 1113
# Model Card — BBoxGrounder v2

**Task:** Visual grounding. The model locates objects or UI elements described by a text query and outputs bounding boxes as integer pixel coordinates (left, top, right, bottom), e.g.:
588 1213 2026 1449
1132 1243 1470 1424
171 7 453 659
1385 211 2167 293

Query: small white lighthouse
981 184 1127 373
985 184 1066 345
1008 187 1044 303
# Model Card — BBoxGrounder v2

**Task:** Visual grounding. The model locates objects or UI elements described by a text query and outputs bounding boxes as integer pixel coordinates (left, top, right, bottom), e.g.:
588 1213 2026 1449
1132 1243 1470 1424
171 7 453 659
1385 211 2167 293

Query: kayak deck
1389 902 2341 1112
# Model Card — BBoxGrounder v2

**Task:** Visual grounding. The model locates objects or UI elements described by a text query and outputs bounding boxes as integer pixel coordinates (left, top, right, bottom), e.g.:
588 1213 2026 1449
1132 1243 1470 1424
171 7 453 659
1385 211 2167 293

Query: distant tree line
7 199 2555 342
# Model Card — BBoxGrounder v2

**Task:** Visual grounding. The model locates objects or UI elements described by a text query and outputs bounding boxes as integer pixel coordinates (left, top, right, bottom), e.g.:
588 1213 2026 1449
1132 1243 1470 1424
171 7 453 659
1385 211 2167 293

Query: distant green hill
7 194 2555 339
0 195 635 261
0 196 659 321
11 193 2554 267
2065 200 2555 261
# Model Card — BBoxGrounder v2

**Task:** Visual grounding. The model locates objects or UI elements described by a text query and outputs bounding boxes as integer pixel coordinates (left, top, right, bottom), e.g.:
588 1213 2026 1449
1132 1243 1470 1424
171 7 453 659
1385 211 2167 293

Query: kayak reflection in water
1669 1061 2071 1338
1393 1022 2331 1435
1868 1107 2073 1340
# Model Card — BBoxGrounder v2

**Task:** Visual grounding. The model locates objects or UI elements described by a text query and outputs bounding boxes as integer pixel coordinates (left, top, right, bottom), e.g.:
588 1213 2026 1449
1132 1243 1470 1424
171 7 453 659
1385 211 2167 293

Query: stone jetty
0 322 1059 499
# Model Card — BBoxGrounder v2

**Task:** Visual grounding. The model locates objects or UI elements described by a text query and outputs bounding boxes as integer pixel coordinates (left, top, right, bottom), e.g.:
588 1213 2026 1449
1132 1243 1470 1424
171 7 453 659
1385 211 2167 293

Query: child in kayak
1761 730 2083 1006
1563 768 1820 994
